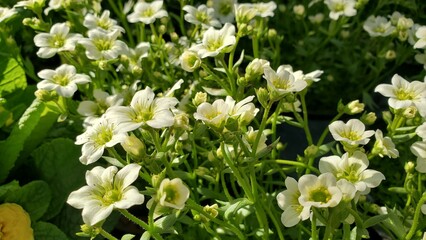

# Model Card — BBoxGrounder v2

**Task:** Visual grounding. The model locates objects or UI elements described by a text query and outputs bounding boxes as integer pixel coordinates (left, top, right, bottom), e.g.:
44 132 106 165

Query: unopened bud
293 5 305 16
193 92 207 106
77 224 100 238
360 112 377 126
180 50 201 72
385 50 396 60
304 145 319 158
345 100 365 115
121 134 146 160
256 87 269 108
34 89 58 102
267 29 277 40
340 30 350 39
170 32 179 42
403 106 417 119
159 25 167 35
98 60 108 70
405 161 415 173
203 204 219 219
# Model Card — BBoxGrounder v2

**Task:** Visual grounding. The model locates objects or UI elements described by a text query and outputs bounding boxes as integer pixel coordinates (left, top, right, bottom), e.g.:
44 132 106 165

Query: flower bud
77 224 100 238
34 89 58 102
385 50 396 60
158 25 167 35
193 92 207 107
308 13 324 24
170 32 179 42
293 5 305 17
121 134 146 160
403 106 417 119
345 100 365 115
304 145 319 158
340 30 350 39
203 203 219 220
360 112 377 126
180 50 201 72
256 87 269 108
267 29 277 40
404 161 415 173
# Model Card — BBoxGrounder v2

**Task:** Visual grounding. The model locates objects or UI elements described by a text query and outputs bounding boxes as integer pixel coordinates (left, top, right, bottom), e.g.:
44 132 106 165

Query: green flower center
94 38 113 51
53 74 70 86
163 185 180 204
97 19 112 30
219 2 232 15
309 187 331 203
395 89 415 100
340 130 360 141
51 35 65 48
272 78 290 90
102 189 122 205
334 3 345 12
196 11 208 23
338 165 360 183
142 7 154 17
206 38 224 51
93 126 113 146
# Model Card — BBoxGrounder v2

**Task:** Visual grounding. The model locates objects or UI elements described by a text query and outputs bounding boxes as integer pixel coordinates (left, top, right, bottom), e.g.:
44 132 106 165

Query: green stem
99 228 118 240
259 160 320 174
187 199 245 240
119 209 150 230
311 213 318 240
405 193 426 240
316 112 344 146
300 92 313 145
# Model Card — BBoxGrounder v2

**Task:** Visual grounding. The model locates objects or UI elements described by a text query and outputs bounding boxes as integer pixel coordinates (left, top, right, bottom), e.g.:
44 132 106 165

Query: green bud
403 106 417 119
34 89 58 102
121 134 146 160
256 87 269 108
193 92 207 107
404 161 415 174
304 145 319 158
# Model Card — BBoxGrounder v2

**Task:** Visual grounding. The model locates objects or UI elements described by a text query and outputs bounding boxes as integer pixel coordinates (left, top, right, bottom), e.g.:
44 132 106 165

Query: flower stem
118 209 150 231
405 193 426 240
99 228 118 240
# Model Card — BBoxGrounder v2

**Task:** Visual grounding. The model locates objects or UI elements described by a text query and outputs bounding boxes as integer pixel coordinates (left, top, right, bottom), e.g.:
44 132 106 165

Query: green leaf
363 214 389 229
0 180 19 198
33 221 68 240
0 35 27 97
154 214 178 232
140 232 151 240
223 198 252 220
32 138 89 220
5 180 51 221
121 234 135 240
0 99 45 183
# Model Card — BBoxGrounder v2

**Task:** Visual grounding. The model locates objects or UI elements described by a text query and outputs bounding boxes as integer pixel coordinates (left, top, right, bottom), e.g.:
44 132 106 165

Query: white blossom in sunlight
118 42 150 74
67 164 144 226
372 129 399 158
253 1 277 17
213 0 236 23
127 0 168 24
194 98 230 129
179 50 202 72
37 64 91 98
411 141 426 173
280 65 323 83
106 87 179 132
263 65 308 98
79 29 128 60
375 74 426 117
276 177 310 227
324 0 357 20
75 117 128 165
328 119 375 146
298 173 342 208
157 178 190 210
183 4 221 28
234 3 257 25
190 23 236 58
34 22 82 58
363 16 395 37
414 26 426 49
83 10 125 33
319 151 386 194
225 95 259 125
77 89 124 127
0 7 17 23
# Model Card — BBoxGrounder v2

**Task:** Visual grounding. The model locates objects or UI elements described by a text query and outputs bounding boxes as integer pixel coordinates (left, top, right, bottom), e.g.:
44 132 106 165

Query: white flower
415 52 426 70
235 4 257 24
243 126 267 154
67 164 144 226
194 99 230 129
410 141 426 173
276 177 310 227
324 0 357 20
263 66 308 98
158 178 190 210
336 179 356 201
213 0 236 23
14 0 45 11
372 129 399 158
328 119 375 146
245 59 270 78
422 205 426 215
79 29 128 60
225 95 259 125
298 173 342 208
414 26 426 49
118 42 150 74
319 151 386 193
190 23 236 58
37 64 91 98
34 22 82 58
374 74 426 117
183 4 221 28
363 16 395 37
0 7 17 22
253 2 277 17
280 64 323 83
75 117 128 165
416 123 426 140
179 50 201 72
83 10 125 33
106 87 179 132
77 89 124 127
127 0 168 24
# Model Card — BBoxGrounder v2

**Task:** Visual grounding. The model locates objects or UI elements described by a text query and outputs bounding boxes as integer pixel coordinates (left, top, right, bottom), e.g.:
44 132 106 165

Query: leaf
0 180 19 198
32 138 89 220
140 231 151 240
232 50 245 71
0 99 45 183
5 180 51 221
223 198 252 220
121 234 135 240
33 221 68 240
363 214 389 229
0 35 27 97
154 214 178 232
